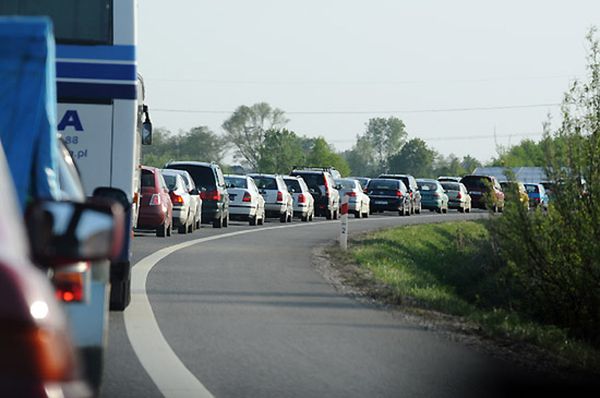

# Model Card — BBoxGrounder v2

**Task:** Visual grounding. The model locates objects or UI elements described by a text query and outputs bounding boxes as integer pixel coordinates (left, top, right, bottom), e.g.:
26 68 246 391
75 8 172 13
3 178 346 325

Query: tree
257 129 305 173
222 102 288 168
434 154 466 177
388 138 436 177
461 155 482 174
363 117 407 172
490 138 546 167
343 135 377 177
306 137 351 176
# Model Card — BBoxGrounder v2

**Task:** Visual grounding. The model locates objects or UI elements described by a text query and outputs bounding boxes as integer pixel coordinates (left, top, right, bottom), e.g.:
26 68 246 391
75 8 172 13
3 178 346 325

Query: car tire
280 213 287 223
459 206 465 213
415 202 422 214
326 209 333 220
258 210 265 225
213 215 223 228
249 214 257 226
436 207 442 213
301 213 308 222
223 213 229 227
354 210 362 219
363 210 369 218
157 221 167 237
166 223 172 236
187 219 194 233
178 224 187 234
110 277 130 311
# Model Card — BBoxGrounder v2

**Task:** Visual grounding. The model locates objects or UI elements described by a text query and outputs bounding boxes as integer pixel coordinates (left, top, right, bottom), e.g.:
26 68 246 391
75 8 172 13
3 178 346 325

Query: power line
328 132 544 144
151 102 560 115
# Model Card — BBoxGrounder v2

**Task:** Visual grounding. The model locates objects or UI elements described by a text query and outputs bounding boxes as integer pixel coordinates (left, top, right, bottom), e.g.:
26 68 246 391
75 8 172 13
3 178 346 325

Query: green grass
338 221 600 373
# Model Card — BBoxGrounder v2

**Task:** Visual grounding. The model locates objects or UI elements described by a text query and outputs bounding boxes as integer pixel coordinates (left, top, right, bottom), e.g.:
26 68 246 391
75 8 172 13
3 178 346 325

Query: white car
168 168 202 229
224 174 266 225
161 170 196 234
249 174 294 223
335 178 370 218
283 176 315 222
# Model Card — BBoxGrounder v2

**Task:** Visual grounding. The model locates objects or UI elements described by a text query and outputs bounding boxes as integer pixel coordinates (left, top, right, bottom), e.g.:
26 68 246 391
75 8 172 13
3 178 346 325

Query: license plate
375 200 387 205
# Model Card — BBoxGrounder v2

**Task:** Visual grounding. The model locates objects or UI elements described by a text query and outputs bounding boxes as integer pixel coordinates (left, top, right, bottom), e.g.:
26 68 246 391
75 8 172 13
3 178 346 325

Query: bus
0 0 151 391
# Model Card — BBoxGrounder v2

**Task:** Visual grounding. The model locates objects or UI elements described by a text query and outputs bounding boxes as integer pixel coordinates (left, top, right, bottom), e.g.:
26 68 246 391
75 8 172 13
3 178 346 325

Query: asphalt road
100 211 563 398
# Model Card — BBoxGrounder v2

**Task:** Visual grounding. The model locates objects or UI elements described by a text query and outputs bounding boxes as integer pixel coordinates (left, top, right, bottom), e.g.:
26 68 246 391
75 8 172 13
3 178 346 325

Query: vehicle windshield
417 181 438 191
141 170 154 187
441 182 460 191
525 184 539 193
168 165 215 190
252 176 278 190
163 175 178 190
284 179 302 193
292 173 324 189
225 176 248 189
368 180 399 190
0 0 113 44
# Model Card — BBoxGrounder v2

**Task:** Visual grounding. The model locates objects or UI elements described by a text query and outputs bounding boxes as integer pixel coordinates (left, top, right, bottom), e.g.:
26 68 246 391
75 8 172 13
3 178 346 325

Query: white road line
123 213 470 397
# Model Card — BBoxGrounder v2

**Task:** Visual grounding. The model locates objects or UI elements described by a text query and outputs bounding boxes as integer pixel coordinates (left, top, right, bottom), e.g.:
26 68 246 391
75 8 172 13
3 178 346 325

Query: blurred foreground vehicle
138 166 173 237
416 179 448 213
335 178 370 218
0 17 125 395
460 175 505 212
524 183 549 210
224 174 266 225
366 178 411 216
165 161 230 228
283 176 315 221
500 181 529 209
249 174 293 223
161 169 196 234
440 181 472 213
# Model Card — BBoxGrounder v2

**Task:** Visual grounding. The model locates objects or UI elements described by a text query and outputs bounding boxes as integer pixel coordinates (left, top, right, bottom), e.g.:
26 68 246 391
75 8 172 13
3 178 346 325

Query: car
138 166 173 237
283 176 315 221
165 161 230 228
349 176 371 191
161 169 196 234
378 174 422 214
500 181 530 209
290 168 340 219
460 175 505 212
165 169 202 229
438 176 462 183
524 183 549 210
224 174 266 225
440 181 472 213
335 178 370 218
417 179 449 213
249 173 294 223
365 178 411 216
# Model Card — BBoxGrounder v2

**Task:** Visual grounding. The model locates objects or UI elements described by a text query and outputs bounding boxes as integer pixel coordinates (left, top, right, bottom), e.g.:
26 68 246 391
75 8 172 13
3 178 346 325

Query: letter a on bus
58 110 83 131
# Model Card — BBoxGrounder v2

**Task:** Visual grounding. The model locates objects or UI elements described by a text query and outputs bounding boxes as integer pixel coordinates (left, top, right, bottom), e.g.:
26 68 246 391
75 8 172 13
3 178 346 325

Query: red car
138 166 173 237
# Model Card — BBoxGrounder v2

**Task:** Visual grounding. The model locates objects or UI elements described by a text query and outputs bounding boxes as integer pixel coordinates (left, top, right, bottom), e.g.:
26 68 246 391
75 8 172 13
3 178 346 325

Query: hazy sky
138 0 600 163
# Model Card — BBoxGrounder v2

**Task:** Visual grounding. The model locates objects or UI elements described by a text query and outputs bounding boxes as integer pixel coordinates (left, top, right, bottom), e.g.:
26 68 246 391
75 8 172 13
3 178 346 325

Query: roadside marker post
340 194 349 250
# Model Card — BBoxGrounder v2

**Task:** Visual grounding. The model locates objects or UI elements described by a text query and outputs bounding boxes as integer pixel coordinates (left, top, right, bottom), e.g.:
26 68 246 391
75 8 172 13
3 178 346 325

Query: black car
378 174 422 214
290 168 340 219
366 178 411 216
165 161 230 228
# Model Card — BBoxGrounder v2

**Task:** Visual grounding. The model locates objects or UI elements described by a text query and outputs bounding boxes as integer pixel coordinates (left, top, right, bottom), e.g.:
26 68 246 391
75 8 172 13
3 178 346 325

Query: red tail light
298 193 306 203
433 193 440 198
277 191 283 202
242 192 252 202
457 192 462 199
201 190 221 201
170 192 184 205
52 262 88 303
346 191 357 197
324 178 330 196
149 194 161 206
396 190 403 197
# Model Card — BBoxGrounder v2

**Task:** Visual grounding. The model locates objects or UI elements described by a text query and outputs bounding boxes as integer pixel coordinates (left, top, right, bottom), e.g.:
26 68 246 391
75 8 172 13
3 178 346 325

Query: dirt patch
312 241 598 383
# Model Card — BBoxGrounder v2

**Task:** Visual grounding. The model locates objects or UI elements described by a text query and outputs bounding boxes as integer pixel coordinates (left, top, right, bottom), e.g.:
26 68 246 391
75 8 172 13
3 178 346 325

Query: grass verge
325 220 600 375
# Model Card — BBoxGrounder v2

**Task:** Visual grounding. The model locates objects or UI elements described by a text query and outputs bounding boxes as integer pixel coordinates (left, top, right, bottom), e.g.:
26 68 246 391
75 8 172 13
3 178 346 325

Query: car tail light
201 190 221 201
534 197 540 203
170 192 184 205
396 190 403 197
324 177 330 196
346 191 357 197
433 193 440 198
242 192 252 202
276 191 283 202
149 194 161 206
457 192 462 199
298 193 306 203
52 264 89 303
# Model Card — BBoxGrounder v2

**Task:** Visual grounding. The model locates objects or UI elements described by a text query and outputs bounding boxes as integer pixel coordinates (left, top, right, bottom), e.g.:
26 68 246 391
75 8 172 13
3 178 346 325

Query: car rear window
461 176 489 190
225 176 248 189
163 175 177 190
292 172 324 189
253 176 278 190
525 184 539 193
336 179 356 190
441 182 460 191
141 170 155 187
417 181 438 191
368 179 399 190
284 179 302 193
168 165 215 190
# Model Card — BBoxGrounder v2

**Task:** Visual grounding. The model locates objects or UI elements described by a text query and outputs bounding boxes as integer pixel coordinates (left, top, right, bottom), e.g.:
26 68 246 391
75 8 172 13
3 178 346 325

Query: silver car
225 174 266 225
440 181 472 213
335 178 370 218
161 170 196 233
249 174 294 223
166 168 202 229
283 176 315 222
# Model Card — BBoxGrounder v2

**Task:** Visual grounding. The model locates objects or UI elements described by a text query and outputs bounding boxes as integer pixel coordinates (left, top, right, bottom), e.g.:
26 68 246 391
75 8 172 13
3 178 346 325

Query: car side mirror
25 200 125 267
190 188 199 195
141 121 152 145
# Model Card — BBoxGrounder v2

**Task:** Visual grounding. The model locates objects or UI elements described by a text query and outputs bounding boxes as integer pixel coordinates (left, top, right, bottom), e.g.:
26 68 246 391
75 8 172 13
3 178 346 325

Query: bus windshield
0 0 113 45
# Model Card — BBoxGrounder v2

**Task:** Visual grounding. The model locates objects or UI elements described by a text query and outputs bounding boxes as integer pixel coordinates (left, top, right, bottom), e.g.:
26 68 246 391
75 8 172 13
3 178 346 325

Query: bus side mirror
142 121 153 145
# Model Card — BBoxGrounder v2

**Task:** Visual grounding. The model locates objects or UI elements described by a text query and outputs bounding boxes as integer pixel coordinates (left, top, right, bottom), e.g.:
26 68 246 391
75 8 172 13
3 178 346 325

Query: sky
137 0 600 163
